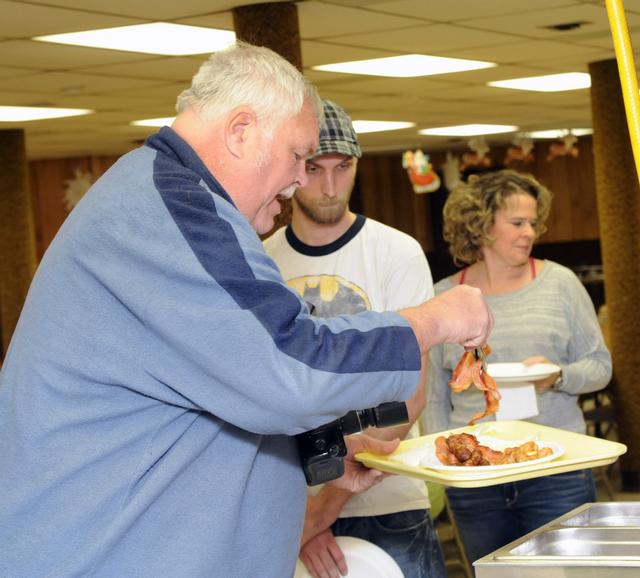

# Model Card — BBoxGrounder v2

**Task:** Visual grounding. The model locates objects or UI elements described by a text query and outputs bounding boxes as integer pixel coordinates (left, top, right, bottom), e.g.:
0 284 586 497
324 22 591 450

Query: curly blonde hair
443 169 553 266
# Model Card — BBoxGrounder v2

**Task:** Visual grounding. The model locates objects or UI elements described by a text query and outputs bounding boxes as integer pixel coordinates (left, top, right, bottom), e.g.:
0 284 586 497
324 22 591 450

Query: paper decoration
402 149 441 193
63 168 93 211
460 137 491 172
547 133 579 161
443 152 461 191
505 136 534 165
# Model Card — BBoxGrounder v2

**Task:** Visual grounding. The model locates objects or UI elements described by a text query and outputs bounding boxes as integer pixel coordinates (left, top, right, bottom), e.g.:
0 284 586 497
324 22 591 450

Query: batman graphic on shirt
286 275 370 317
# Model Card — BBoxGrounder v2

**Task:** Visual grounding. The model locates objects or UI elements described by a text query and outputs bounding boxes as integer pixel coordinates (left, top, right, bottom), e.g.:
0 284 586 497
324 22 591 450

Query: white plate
294 536 404 578
391 435 564 472
488 362 561 383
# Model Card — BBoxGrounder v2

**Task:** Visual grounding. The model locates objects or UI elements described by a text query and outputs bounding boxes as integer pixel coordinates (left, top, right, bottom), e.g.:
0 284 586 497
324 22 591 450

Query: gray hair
176 41 322 135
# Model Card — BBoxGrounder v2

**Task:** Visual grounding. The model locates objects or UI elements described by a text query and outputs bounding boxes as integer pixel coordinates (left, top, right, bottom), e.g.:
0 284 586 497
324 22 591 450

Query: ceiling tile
297 1 425 38
519 50 613 70
308 74 463 97
0 40 157 69
0 0 139 37
430 65 553 85
0 89 57 106
458 3 640 40
330 23 521 53
46 92 174 110
0 65 38 79
21 0 243 20
107 82 189 102
174 11 237 30
75 57 203 81
572 26 640 50
367 0 582 22
2 71 175 94
443 39 607 64
301 40 396 67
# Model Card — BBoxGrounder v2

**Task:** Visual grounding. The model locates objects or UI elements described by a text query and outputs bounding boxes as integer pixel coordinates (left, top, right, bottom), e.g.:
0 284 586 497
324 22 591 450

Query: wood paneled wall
358 136 599 254
357 152 434 252
29 155 119 259
27 136 599 260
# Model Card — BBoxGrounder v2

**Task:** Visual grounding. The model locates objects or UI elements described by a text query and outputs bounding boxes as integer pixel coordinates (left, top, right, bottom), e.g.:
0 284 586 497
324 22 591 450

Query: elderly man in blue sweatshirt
0 41 492 578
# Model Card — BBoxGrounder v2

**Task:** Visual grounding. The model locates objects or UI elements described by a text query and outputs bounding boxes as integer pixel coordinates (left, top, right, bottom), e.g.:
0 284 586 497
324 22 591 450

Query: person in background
0 42 493 578
265 100 446 578
424 169 612 565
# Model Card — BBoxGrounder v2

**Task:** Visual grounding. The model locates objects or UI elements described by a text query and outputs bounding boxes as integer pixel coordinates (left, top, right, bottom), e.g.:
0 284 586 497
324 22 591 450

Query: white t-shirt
264 215 434 517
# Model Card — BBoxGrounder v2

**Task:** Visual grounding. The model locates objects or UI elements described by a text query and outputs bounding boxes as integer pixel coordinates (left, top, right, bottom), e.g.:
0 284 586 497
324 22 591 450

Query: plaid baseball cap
316 100 362 158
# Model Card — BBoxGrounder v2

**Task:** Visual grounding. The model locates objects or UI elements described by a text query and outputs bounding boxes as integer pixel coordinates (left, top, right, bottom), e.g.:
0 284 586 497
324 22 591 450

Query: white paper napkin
495 381 539 420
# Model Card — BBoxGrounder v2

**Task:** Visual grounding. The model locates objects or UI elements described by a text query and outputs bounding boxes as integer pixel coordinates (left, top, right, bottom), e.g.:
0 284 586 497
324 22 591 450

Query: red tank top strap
460 260 534 283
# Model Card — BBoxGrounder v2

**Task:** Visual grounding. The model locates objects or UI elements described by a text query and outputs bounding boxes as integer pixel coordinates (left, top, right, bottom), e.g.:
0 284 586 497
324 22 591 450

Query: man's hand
300 489 351 547
327 434 399 493
299 529 347 578
400 284 493 352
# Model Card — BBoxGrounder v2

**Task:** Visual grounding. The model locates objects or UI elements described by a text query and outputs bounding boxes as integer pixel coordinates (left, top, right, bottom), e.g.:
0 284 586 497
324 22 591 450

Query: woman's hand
522 356 561 392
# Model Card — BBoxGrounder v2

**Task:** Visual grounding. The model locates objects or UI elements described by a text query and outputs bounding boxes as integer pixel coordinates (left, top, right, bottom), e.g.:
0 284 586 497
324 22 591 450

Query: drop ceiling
0 0 637 158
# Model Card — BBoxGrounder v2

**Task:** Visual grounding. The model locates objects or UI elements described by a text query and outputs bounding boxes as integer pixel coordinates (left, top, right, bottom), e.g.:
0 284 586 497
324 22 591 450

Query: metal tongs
473 347 488 373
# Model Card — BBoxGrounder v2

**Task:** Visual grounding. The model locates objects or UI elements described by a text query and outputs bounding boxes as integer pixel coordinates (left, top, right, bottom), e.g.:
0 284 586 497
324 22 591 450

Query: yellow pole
605 0 640 183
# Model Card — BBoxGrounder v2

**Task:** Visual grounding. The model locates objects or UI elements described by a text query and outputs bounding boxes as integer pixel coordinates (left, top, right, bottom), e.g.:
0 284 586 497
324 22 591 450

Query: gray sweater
424 260 612 435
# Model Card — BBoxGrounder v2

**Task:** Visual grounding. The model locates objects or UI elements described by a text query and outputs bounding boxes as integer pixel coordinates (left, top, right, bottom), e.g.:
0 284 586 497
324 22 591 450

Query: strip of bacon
449 345 501 425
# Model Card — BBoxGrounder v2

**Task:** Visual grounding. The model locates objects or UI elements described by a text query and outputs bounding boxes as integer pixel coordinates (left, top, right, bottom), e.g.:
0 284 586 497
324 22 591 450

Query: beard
294 189 352 225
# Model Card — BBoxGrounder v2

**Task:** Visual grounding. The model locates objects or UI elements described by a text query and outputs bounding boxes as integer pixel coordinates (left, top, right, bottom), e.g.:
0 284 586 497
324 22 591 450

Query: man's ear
226 107 257 159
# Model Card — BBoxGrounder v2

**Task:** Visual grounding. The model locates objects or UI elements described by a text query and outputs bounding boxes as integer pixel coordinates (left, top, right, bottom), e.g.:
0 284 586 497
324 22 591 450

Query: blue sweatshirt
0 127 421 578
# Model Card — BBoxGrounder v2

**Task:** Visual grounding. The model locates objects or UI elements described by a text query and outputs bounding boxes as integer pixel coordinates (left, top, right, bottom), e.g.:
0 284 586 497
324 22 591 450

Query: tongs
474 347 488 373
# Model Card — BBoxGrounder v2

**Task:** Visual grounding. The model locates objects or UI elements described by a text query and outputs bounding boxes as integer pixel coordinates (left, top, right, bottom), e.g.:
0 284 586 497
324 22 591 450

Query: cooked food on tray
435 433 553 467
449 345 501 425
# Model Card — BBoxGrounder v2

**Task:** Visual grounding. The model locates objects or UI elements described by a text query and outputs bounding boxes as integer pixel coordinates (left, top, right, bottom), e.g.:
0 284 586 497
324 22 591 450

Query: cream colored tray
356 420 627 488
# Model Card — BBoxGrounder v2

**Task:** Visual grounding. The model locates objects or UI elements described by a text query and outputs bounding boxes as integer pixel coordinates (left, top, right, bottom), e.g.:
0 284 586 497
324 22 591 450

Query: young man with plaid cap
264 100 446 578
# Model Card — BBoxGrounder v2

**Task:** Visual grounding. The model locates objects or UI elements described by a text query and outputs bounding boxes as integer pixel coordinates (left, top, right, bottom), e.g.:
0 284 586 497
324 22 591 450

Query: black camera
296 402 409 486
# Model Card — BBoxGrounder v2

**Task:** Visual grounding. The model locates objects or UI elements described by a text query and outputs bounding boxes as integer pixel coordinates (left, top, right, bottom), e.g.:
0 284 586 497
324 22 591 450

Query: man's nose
322 174 337 198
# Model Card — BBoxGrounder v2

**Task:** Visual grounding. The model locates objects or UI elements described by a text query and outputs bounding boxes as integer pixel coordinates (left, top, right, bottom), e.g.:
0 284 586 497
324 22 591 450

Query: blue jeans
331 509 446 578
446 469 596 566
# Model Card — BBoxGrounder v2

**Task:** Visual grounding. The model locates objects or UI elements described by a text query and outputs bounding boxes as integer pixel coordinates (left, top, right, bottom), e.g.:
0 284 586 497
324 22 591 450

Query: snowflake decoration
63 169 93 211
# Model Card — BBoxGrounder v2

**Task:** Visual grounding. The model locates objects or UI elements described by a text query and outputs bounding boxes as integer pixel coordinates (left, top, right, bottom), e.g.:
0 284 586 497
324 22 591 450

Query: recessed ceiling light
0 106 93 122
34 23 236 56
130 117 175 127
488 72 591 92
131 117 415 134
528 128 593 138
352 120 415 133
313 54 495 78
419 124 518 137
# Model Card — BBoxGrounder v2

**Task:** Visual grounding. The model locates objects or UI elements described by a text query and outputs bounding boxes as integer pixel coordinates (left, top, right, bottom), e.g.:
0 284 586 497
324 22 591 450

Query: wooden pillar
0 129 37 360
232 2 302 234
589 59 640 490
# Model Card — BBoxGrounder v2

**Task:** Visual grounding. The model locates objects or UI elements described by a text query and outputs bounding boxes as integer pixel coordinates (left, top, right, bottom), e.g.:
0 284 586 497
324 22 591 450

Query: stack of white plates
294 536 404 577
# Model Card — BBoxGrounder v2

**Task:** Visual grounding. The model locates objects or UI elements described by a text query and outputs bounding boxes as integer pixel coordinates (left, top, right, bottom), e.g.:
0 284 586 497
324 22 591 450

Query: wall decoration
504 136 534 165
63 168 93 211
402 149 441 193
460 137 491 172
443 152 461 191
547 133 579 162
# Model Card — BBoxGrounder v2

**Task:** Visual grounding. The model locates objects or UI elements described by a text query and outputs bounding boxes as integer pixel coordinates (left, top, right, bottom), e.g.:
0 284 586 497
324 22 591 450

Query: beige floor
437 462 639 578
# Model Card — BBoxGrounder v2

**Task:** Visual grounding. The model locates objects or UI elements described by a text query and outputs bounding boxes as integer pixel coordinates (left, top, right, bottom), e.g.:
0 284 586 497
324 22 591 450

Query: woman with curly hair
423 169 611 565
